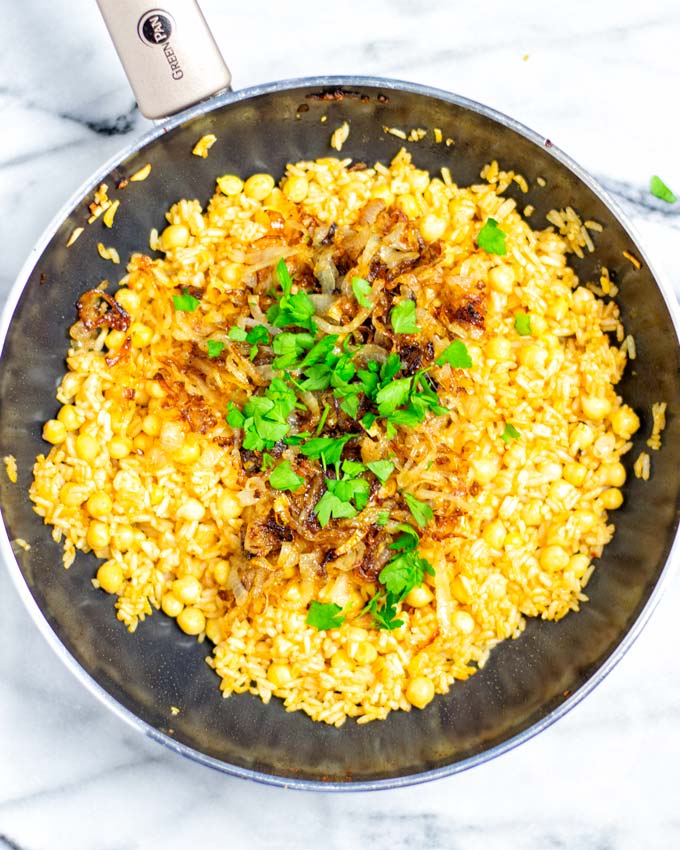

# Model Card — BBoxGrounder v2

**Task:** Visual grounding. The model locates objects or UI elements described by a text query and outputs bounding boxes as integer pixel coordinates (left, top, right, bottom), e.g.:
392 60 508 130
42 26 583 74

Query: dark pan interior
1 81 679 785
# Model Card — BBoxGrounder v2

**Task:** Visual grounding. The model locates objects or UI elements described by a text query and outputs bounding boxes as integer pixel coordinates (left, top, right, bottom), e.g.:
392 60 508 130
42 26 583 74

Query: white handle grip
96 0 232 120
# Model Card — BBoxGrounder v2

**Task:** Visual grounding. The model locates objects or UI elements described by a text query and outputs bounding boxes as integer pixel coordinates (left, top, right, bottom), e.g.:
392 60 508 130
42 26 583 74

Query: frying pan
1 0 679 790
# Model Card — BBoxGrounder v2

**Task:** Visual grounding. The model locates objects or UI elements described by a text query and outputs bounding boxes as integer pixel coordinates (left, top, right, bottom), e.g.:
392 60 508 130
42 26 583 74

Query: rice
30 149 642 726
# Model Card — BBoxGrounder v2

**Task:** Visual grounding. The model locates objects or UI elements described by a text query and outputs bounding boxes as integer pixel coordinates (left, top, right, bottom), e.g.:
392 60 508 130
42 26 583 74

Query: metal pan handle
96 0 232 120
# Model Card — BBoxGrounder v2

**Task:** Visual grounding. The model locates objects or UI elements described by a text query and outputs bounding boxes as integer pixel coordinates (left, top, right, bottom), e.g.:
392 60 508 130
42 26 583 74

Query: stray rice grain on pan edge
30 149 645 726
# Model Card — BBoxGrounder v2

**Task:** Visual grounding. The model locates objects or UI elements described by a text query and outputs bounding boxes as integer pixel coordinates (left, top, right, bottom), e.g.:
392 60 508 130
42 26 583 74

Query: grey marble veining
2 1 680 847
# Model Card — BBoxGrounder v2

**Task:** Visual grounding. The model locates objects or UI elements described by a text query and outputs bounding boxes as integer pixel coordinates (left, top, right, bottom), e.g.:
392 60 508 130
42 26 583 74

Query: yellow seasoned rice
30 149 642 726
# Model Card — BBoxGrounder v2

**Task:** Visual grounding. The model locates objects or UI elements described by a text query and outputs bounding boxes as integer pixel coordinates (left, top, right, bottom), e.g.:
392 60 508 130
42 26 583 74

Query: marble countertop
2 1 680 847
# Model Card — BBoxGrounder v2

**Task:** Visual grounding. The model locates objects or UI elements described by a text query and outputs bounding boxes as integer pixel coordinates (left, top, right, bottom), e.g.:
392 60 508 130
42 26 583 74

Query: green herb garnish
435 339 472 368
269 460 304 491
306 601 346 631
500 422 520 443
390 300 420 335
514 312 532 336
403 492 434 528
207 340 225 358
477 218 507 255
376 511 390 527
267 259 317 332
650 175 677 204
366 460 394 484
352 276 373 309
172 288 200 312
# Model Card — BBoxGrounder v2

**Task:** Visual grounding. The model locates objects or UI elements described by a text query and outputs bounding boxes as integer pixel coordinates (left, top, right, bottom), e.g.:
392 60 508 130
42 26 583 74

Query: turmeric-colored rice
30 150 641 726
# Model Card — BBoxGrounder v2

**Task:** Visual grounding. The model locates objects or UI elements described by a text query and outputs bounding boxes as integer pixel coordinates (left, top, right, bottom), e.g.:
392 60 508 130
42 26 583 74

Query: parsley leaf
300 434 354 469
269 460 304 491
380 354 402 383
364 592 404 630
275 257 293 295
366 460 394 484
514 312 532 336
435 339 472 368
379 550 434 601
299 335 339 369
272 332 315 369
500 422 520 442
306 600 346 631
315 490 357 526
173 288 200 312
477 218 507 255
339 392 361 419
226 401 245 428
390 300 420 335
207 340 225 358
389 523 420 552
341 460 367 477
228 326 247 341
403 492 433 528
376 510 390 527
352 276 373 309
375 376 412 416
650 175 676 204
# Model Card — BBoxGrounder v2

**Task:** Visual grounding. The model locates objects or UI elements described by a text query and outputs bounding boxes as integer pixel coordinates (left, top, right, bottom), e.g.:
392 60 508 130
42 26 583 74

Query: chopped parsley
650 175 676 204
390 300 420 335
500 422 521 443
299 434 355 469
351 276 373 309
269 460 304 491
403 492 434 528
376 510 390 526
477 218 507 255
514 312 532 336
366 460 394 484
375 377 412 416
306 600 346 631
172 289 200 312
435 339 472 368
267 258 317 332
363 523 435 630
229 324 272 360
206 340 225 358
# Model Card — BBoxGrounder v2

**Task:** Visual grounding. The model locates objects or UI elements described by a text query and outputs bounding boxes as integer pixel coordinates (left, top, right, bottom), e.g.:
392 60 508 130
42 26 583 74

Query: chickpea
176 498 205 521
488 264 515 294
452 610 475 635
177 606 205 635
160 223 190 251
59 482 88 507
96 562 124 594
86 491 113 519
172 575 202 605
161 591 184 618
267 663 293 688
540 545 570 572
582 396 612 421
216 490 242 519
109 435 132 460
57 404 80 431
563 462 587 487
600 462 626 488
282 175 309 203
355 642 379 665
406 676 435 709
130 322 153 348
86 520 110 551
569 554 591 579
601 488 624 510
112 524 135 551
419 213 447 242
172 439 201 465
216 174 244 196
115 288 140 314
141 414 161 437
244 173 275 201
43 419 67 445
486 336 513 360
483 519 507 549
405 585 434 608
611 405 640 439
75 433 99 462
105 330 126 351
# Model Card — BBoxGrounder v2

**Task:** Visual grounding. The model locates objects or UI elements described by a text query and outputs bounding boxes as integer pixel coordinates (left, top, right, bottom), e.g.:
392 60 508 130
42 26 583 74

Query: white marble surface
2 0 680 846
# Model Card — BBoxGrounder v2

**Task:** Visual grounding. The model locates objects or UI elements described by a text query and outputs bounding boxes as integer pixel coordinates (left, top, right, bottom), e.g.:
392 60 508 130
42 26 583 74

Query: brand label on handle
137 8 184 80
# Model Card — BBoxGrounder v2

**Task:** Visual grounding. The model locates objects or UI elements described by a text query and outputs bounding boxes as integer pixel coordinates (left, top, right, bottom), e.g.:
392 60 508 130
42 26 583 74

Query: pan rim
2 73 679 791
